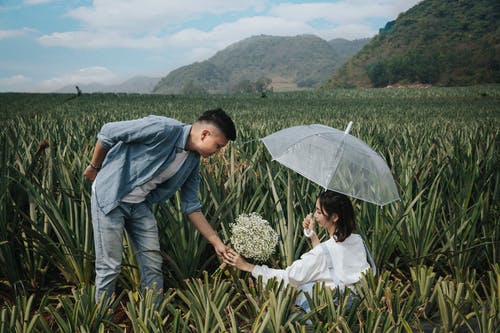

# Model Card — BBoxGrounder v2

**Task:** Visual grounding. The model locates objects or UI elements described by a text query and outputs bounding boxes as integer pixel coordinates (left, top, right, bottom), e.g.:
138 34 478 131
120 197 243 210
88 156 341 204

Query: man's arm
83 140 108 181
187 211 229 258
97 116 175 149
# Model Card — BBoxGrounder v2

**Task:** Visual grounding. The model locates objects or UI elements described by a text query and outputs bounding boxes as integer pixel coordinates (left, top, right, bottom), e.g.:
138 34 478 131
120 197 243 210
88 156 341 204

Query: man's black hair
198 108 236 141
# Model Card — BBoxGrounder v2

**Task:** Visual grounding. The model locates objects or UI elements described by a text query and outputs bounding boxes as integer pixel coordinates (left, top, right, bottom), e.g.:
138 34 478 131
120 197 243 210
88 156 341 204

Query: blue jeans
92 190 163 302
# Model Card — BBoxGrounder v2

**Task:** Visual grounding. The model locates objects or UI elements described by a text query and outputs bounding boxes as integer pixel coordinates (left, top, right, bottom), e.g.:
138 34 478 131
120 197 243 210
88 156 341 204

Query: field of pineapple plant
0 86 498 332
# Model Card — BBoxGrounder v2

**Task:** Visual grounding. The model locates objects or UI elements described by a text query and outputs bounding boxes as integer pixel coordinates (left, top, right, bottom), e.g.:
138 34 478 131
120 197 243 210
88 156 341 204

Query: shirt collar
175 124 191 152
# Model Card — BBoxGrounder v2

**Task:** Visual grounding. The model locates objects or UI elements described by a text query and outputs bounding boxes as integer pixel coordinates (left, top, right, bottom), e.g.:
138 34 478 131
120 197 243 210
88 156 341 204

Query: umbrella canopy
261 123 400 206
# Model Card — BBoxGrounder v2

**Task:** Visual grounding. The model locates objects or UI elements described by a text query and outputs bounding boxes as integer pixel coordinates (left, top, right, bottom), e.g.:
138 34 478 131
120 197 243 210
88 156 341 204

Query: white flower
230 213 279 262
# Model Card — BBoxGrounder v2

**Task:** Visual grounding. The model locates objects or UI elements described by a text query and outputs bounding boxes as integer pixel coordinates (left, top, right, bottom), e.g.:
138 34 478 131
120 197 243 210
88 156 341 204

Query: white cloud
38 15 307 51
39 14 313 58
38 31 164 49
24 0 53 5
36 66 120 91
270 1 421 23
67 0 265 32
170 16 309 46
0 28 36 39
0 75 33 92
0 74 32 85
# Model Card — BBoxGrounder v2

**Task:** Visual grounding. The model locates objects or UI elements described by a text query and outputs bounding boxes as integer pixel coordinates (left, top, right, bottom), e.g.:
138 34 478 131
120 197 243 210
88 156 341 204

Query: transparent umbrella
261 122 400 206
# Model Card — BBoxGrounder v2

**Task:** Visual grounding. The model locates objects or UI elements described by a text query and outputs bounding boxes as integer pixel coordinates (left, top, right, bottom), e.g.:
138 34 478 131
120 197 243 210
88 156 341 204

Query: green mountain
328 38 371 63
325 0 500 88
153 35 368 94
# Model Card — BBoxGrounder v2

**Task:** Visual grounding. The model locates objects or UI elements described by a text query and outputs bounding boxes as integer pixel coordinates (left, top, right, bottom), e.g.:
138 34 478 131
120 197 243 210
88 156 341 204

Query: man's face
197 128 228 157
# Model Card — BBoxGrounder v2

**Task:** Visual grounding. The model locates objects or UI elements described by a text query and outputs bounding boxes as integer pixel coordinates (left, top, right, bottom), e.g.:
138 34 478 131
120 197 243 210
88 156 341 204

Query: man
83 108 236 301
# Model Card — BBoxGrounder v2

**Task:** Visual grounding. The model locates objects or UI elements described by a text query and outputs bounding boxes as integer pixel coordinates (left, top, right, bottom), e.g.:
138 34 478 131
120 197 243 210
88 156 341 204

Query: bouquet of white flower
229 212 279 262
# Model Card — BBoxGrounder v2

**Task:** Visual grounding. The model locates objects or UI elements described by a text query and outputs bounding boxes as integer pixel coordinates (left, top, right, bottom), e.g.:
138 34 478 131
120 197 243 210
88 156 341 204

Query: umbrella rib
324 134 347 190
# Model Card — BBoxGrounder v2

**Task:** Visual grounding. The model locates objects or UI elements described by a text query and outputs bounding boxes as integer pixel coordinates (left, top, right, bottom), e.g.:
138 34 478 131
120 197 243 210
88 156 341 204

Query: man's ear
200 129 210 140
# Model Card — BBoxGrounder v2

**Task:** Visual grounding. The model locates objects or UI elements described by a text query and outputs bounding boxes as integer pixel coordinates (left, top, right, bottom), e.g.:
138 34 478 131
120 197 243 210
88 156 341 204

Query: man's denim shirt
94 115 202 215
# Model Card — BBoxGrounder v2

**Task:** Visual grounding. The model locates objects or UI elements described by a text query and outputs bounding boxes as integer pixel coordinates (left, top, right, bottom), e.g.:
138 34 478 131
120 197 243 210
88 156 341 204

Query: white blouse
251 233 370 290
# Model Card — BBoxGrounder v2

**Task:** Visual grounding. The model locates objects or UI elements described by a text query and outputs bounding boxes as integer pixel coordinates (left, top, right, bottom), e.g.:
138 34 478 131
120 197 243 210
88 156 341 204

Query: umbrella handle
303 228 315 238
344 121 353 134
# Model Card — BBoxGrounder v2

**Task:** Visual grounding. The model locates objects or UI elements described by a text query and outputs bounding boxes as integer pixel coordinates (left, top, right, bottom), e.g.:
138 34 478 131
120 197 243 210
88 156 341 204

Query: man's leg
125 202 163 294
92 191 126 302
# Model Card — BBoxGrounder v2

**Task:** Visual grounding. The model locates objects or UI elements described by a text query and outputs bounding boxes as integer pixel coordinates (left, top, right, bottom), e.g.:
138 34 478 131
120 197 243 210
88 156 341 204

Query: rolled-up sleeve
251 250 327 287
180 163 202 215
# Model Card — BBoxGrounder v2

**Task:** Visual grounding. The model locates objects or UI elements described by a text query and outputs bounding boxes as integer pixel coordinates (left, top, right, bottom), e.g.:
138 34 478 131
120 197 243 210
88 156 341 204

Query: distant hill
324 0 500 88
57 76 160 94
328 38 371 63
153 35 369 94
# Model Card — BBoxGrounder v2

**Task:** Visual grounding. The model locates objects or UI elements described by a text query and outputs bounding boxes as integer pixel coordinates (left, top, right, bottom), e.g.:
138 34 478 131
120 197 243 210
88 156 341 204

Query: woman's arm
226 248 326 287
308 232 320 248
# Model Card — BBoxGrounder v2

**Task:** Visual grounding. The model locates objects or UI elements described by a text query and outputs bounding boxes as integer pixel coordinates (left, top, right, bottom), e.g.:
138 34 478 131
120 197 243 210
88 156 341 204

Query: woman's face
313 199 338 228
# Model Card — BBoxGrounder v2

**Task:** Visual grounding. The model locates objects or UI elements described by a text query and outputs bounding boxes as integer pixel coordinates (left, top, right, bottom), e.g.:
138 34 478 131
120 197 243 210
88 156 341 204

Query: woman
224 190 375 311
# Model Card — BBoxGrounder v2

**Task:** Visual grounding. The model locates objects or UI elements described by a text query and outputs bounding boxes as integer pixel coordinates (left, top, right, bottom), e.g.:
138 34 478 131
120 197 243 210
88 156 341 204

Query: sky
0 0 422 92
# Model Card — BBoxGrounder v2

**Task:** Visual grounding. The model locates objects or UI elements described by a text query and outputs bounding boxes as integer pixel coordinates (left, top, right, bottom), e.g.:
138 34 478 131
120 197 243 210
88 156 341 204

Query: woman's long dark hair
317 190 355 242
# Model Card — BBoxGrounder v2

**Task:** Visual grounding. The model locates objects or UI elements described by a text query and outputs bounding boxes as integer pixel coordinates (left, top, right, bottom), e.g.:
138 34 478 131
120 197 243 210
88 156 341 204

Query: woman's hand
303 213 320 247
303 213 315 236
224 249 255 272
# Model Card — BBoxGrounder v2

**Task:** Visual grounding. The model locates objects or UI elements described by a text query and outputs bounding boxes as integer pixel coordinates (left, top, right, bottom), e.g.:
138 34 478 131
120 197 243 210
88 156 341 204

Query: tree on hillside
230 77 273 95
255 77 272 94
365 50 442 87
181 81 208 96
231 79 255 94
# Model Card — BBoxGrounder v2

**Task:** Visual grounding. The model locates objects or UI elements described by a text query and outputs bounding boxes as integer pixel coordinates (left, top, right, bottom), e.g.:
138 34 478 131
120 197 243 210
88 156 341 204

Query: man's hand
83 165 98 181
187 211 231 261
84 140 108 181
213 240 230 259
